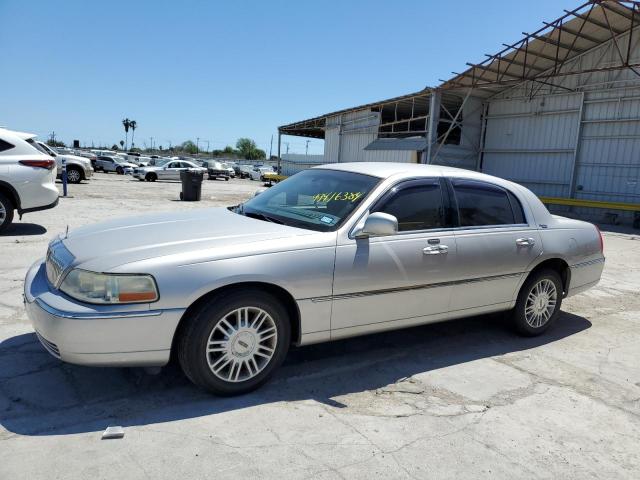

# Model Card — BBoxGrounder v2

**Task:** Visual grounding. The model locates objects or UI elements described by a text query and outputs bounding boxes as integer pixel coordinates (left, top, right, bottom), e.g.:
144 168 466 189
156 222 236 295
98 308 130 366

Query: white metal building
279 1 640 226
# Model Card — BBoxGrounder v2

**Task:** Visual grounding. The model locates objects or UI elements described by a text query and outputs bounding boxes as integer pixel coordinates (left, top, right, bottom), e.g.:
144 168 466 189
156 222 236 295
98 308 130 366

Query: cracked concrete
0 174 639 479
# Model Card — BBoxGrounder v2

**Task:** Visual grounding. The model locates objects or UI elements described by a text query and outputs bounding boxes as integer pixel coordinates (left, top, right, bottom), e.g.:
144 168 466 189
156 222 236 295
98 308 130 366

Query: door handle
516 237 536 247
423 245 448 255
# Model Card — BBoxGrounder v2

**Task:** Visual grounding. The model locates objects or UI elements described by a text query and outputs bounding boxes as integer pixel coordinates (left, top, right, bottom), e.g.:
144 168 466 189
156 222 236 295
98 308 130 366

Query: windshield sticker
313 192 364 203
320 216 334 224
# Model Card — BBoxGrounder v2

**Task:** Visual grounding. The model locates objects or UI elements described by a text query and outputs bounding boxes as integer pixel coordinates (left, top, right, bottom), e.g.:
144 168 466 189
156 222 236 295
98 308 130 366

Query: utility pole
196 137 200 155
49 131 56 145
269 134 273 159
206 140 210 153
285 142 290 154
305 139 310 155
150 137 154 150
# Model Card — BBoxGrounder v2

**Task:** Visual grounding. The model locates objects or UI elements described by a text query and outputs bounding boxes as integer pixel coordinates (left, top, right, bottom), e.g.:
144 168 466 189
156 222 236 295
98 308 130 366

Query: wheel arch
0 180 21 211
171 281 302 355
526 257 571 297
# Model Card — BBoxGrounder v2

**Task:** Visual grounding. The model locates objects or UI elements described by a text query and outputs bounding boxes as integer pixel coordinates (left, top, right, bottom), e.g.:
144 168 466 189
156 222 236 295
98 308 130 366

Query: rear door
447 178 542 311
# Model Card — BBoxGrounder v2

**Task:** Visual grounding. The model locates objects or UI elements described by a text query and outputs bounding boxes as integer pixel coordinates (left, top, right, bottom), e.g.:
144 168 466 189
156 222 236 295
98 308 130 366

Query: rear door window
451 179 517 227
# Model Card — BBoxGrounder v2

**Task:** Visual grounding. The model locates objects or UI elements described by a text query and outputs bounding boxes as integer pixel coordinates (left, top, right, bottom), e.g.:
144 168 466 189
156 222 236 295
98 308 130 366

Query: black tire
66 167 83 184
224 177 229 181
177 289 291 395
512 269 563 336
116 166 124 175
146 173 157 182
0 192 15 233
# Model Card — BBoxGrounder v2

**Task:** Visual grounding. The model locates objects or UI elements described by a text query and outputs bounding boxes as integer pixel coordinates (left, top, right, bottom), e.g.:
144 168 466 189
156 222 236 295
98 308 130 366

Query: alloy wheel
525 279 558 328
67 169 81 183
206 307 278 383
0 202 6 224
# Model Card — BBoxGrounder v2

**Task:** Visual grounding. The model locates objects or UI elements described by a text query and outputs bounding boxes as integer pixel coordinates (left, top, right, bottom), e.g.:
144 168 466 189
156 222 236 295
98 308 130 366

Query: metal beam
523 31 586 53
568 9 625 35
543 22 602 44
502 43 558 63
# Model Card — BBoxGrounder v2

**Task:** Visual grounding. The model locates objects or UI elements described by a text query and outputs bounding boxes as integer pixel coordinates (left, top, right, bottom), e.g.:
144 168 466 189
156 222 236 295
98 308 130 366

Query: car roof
313 162 508 183
0 127 37 141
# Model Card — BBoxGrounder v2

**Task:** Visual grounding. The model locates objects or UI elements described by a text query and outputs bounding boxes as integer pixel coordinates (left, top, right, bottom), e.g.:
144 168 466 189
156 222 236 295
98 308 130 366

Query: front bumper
24 260 185 367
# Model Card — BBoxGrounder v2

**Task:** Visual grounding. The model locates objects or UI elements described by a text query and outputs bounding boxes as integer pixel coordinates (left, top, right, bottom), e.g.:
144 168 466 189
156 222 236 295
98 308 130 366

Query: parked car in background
221 162 236 178
23 163 605 395
0 128 58 232
204 161 230 181
250 165 274 181
134 160 206 182
95 156 138 174
33 141 93 184
237 164 255 179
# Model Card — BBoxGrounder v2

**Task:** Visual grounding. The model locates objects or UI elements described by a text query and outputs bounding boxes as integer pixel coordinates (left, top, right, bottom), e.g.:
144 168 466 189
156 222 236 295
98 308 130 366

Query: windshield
238 169 380 232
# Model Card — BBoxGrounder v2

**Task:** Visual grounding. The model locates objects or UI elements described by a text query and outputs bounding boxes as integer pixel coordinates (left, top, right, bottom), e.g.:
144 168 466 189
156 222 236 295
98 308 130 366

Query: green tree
180 140 198 154
122 118 131 149
111 144 119 150
46 139 66 148
236 138 265 160
129 120 137 148
119 140 125 149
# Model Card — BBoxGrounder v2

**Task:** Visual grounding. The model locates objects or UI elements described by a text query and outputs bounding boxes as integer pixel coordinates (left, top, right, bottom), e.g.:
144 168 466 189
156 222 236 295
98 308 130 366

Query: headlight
60 270 159 304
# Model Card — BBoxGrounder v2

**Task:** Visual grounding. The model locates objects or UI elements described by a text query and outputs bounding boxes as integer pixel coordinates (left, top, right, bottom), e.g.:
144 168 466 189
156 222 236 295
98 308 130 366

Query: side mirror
354 212 398 238
254 189 266 197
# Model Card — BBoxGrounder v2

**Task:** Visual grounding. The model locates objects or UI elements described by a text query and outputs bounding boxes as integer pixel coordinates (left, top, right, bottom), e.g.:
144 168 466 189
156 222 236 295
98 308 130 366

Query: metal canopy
441 0 640 94
278 90 431 139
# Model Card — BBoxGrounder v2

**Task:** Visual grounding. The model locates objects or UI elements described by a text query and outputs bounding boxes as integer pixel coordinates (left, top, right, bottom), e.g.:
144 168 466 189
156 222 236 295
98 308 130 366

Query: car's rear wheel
0 193 15 233
116 166 124 175
146 173 157 182
177 289 291 395
512 269 563 336
66 167 82 184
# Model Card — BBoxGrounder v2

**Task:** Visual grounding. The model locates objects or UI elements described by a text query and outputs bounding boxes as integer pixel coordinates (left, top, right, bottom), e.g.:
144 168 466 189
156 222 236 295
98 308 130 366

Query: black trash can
180 169 203 201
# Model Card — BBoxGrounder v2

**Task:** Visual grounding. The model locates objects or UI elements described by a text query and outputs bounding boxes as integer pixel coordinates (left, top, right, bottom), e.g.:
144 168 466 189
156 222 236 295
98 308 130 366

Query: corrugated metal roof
364 138 428 151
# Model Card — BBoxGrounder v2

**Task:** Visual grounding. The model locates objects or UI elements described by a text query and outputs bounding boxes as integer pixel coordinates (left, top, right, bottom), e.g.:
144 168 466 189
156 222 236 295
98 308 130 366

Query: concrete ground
0 172 639 479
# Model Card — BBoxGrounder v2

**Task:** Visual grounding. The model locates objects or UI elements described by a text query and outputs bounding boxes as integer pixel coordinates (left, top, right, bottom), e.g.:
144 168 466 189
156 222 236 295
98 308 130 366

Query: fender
0 180 21 211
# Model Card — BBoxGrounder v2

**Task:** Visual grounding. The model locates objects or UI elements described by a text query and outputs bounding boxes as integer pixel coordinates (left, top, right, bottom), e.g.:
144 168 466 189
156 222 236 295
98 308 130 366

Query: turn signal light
19 160 56 170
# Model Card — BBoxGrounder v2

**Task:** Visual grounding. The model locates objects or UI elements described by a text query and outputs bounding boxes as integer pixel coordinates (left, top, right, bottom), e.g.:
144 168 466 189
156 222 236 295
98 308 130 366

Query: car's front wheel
512 269 563 336
177 289 291 395
145 173 157 182
0 192 15 233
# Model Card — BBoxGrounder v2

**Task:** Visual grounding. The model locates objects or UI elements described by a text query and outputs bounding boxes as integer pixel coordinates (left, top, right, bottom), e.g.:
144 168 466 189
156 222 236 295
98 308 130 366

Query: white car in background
0 128 59 232
134 160 206 182
250 166 275 181
95 155 138 174
33 141 93 184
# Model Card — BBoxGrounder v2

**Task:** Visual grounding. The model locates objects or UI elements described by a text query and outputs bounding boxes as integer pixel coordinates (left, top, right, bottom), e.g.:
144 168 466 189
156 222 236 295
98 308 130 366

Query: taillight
594 224 604 253
19 160 56 170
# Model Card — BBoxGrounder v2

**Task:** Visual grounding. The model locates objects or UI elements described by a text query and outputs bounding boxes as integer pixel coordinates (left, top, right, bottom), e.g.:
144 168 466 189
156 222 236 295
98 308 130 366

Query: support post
277 132 282 174
568 92 585 199
61 158 68 197
425 90 441 164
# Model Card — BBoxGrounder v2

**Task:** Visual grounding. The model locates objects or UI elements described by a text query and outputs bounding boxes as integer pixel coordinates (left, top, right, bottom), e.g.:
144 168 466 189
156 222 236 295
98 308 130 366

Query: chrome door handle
423 245 448 255
516 237 536 247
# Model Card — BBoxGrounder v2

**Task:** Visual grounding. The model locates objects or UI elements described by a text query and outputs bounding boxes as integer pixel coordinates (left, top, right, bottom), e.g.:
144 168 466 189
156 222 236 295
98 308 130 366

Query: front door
447 178 543 311
331 178 457 334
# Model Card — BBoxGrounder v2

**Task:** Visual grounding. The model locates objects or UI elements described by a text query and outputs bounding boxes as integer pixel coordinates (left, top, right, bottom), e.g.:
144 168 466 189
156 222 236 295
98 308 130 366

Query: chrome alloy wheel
67 168 81 183
206 307 278 383
525 279 558 328
0 202 6 224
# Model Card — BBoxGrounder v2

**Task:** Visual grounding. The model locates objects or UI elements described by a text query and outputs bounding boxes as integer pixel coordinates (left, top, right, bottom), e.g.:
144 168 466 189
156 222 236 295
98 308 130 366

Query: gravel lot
1 173 639 479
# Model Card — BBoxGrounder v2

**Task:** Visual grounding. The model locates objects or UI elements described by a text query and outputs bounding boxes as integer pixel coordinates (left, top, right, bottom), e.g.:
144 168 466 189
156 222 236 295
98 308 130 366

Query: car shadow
0 223 47 236
0 312 591 436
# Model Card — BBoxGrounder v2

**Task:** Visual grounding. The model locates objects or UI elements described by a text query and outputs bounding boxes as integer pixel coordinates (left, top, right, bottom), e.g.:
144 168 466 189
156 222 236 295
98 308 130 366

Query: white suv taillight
19 159 56 170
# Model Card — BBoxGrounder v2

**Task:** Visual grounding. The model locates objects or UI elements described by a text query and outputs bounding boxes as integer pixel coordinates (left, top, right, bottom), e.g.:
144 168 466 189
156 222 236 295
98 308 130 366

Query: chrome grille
45 239 74 287
35 331 61 358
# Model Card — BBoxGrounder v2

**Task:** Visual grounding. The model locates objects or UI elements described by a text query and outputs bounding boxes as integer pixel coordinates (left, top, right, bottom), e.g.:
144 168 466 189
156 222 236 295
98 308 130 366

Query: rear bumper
567 257 605 297
24 260 184 367
19 196 59 215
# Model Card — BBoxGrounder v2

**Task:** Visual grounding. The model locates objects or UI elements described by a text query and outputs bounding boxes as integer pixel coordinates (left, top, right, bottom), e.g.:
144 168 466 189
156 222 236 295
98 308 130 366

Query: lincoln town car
24 163 605 395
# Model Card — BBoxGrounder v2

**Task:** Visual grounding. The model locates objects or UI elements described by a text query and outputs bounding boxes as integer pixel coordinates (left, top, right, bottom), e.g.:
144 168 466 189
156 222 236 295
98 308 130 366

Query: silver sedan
24 163 604 395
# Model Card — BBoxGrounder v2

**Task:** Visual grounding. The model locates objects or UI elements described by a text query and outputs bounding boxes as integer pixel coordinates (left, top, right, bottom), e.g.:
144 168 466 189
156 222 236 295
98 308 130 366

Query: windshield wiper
243 211 284 225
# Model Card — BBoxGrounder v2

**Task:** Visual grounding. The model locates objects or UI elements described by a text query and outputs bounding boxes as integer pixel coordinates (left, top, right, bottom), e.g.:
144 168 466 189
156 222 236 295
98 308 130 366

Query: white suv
0 128 59 232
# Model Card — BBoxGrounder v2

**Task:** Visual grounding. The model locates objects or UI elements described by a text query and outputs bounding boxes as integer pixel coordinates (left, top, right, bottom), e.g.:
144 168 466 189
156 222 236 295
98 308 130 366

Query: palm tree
130 120 137 149
122 118 131 150
119 140 124 150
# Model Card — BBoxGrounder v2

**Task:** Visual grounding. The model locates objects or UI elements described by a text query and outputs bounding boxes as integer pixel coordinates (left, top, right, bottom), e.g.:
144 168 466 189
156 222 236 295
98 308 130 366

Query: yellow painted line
540 196 640 211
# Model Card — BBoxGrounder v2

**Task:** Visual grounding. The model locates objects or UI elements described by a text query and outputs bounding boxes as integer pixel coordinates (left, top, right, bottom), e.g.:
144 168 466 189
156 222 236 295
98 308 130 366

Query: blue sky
0 0 578 155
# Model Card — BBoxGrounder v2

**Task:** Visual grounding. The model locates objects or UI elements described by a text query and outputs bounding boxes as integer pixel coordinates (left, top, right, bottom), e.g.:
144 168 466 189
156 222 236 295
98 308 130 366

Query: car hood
61 207 317 271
